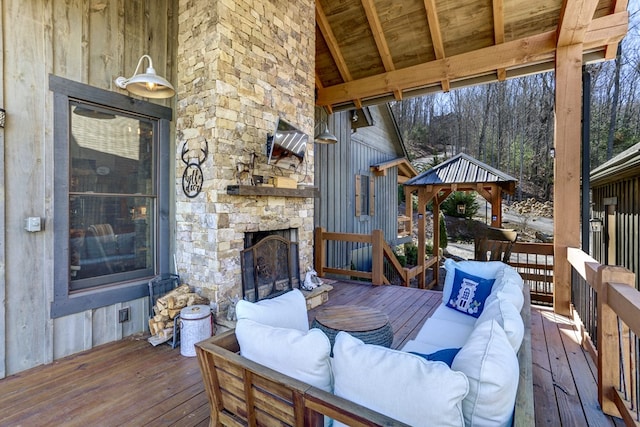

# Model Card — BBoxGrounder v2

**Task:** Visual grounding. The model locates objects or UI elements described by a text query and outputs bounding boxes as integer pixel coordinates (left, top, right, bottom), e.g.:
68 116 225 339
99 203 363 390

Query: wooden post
371 229 384 285
314 227 325 277
417 189 427 288
596 265 636 418
553 43 583 316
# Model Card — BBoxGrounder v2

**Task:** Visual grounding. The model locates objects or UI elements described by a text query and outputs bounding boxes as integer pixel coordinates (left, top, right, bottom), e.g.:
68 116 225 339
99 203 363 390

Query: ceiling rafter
316 12 628 108
316 1 364 107
556 0 600 47
423 0 450 91
360 0 402 101
492 0 506 81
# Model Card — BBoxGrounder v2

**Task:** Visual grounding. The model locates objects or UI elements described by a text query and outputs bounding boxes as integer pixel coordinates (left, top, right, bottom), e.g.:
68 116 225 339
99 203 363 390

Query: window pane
68 102 156 291
70 104 155 195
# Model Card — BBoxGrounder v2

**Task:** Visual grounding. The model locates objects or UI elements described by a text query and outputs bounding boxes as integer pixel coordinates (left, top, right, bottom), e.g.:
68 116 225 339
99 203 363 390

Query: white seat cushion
235 319 333 393
413 316 475 350
333 332 468 427
235 288 309 332
451 320 519 427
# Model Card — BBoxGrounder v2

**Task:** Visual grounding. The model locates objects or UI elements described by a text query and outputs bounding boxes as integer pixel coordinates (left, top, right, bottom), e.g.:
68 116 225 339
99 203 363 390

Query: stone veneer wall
175 0 316 314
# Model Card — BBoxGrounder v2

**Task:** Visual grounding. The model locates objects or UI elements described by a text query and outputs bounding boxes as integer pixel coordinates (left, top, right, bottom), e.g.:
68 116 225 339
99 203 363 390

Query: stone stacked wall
175 0 316 313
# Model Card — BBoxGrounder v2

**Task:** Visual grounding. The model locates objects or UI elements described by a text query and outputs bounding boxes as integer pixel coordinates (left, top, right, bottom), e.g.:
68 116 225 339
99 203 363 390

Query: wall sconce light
114 54 175 99
589 218 603 232
549 147 556 158
456 203 466 215
0 108 5 128
314 121 338 144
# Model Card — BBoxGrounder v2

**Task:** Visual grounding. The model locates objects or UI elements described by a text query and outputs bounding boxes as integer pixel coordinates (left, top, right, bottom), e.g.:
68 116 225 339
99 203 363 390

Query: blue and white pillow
446 268 495 318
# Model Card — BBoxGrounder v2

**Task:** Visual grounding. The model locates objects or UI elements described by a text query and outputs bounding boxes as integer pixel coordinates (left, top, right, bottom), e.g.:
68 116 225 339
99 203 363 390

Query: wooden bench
196 291 535 426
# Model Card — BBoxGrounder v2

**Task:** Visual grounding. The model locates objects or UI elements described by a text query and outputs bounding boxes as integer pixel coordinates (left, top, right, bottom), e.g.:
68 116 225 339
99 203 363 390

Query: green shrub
439 212 448 249
404 243 418 266
441 192 479 219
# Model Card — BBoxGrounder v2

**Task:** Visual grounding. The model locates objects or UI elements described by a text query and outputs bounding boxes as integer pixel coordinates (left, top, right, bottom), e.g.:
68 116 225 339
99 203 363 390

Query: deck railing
314 227 438 288
567 247 638 424
509 242 554 306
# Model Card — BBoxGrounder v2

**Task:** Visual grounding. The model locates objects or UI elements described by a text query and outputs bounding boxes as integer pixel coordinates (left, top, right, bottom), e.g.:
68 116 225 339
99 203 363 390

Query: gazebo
404 153 518 288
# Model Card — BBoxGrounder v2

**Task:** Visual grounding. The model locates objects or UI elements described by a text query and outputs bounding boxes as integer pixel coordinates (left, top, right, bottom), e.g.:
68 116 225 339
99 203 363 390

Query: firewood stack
148 284 209 340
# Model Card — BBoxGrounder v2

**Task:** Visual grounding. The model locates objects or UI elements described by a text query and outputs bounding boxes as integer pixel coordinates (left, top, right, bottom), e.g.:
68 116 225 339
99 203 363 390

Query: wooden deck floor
0 281 624 426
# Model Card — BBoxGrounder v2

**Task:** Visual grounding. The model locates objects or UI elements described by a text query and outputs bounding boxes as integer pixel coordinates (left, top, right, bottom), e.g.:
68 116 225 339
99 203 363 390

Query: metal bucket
179 304 212 357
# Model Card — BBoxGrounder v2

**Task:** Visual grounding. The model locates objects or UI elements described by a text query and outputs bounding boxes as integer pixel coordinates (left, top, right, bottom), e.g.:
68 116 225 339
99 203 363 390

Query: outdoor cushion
429 304 478 327
333 332 468 427
413 316 475 349
235 288 309 332
443 259 505 303
445 268 495 318
235 319 333 393
451 320 519 427
476 296 524 352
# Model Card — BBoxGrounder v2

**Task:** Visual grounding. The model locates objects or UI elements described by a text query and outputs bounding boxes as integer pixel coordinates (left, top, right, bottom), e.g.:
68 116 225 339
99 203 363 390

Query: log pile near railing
567 247 638 424
313 227 438 288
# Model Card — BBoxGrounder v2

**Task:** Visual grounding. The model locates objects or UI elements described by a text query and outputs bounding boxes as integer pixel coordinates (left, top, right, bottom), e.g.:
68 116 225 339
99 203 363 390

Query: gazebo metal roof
406 152 517 190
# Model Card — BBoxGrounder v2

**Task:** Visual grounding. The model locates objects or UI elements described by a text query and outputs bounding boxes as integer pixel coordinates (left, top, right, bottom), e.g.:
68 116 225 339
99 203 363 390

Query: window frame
50 75 172 318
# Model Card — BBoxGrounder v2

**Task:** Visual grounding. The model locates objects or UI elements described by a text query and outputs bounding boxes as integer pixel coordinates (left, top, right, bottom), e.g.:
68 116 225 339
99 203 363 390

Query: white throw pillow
443 259 506 303
488 268 525 311
332 332 468 427
235 319 333 393
452 320 519 427
235 288 309 332
476 297 524 352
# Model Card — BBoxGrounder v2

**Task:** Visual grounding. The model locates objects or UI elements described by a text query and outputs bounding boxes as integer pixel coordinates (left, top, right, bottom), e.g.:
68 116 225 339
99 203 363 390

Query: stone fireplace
174 0 316 316
241 229 300 302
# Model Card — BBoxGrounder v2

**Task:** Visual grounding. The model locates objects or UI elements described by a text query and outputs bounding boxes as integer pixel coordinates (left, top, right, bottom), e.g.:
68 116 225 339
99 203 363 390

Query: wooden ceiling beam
423 0 450 91
316 1 363 108
556 0 600 47
492 0 507 81
361 0 395 72
316 12 628 108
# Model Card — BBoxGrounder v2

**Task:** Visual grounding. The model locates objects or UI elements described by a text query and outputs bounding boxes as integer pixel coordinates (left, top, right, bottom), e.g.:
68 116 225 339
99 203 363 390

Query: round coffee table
311 305 393 348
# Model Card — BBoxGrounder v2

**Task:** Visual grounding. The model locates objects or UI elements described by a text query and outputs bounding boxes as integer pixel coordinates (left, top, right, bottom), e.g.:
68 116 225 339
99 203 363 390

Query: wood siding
591 176 640 290
0 0 177 377
314 105 405 272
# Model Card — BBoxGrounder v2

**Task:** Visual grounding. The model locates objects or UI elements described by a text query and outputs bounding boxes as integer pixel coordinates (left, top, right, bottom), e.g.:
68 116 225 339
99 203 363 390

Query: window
50 75 172 318
355 174 375 217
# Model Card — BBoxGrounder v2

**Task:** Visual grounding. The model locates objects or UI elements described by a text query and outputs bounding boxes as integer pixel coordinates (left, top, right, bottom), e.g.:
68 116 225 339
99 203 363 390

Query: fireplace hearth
241 230 300 302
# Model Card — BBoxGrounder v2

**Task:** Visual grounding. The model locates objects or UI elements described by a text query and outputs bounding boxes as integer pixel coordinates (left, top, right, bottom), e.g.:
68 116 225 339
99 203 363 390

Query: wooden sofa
195 291 534 427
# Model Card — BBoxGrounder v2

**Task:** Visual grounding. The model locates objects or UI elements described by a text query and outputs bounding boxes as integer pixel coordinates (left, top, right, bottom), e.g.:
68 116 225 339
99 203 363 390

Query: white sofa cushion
488 268 525 311
477 295 525 352
235 289 309 332
413 316 475 350
451 320 519 427
446 268 496 318
235 319 333 393
333 332 468 427
430 304 478 327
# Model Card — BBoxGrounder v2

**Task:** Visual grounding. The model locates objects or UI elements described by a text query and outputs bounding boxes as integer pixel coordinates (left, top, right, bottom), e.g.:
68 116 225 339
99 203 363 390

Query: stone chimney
175 0 316 314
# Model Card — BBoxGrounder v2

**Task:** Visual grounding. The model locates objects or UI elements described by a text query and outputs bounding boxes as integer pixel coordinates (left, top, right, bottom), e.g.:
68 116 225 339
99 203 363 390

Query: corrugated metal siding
591 176 640 290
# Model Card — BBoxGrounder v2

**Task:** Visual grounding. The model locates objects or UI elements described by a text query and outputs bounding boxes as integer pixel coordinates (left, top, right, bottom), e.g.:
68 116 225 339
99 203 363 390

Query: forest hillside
391 5 640 201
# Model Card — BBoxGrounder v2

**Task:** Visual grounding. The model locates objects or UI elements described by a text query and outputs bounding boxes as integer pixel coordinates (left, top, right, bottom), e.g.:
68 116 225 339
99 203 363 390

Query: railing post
371 229 384 285
314 227 325 278
596 265 634 419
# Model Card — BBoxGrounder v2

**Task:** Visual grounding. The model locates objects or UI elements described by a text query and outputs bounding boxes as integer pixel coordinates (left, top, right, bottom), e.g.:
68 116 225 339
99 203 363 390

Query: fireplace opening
241 228 300 302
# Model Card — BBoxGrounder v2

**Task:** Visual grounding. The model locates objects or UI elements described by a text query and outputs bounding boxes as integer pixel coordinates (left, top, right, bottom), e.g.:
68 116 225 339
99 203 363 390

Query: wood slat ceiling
315 0 629 112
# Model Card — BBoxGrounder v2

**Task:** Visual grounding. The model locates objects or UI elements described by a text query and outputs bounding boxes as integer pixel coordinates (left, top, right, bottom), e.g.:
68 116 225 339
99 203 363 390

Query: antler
181 142 190 165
